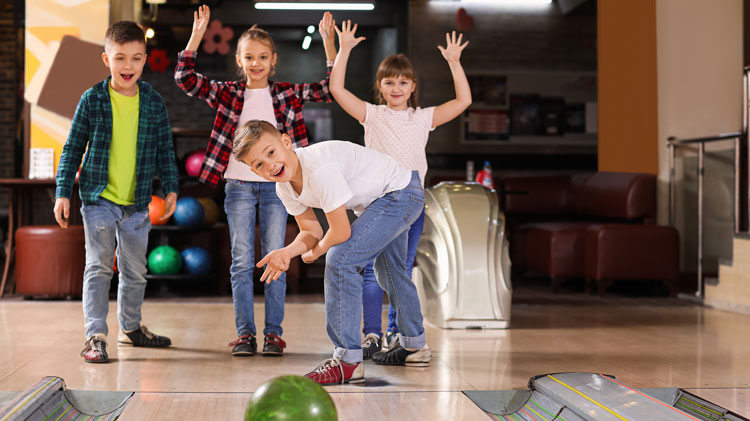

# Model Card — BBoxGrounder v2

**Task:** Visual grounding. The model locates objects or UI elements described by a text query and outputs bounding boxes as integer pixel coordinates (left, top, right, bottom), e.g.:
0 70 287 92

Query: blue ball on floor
181 246 212 275
173 197 204 227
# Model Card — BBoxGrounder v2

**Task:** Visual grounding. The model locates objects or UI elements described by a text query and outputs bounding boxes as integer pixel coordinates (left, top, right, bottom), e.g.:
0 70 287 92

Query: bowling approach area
0 293 749 419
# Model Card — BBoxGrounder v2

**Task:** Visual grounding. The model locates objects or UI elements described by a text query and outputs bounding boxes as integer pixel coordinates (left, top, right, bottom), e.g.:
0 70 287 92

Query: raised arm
290 12 338 105
174 5 226 108
319 11 337 62
331 20 367 123
432 31 472 128
185 5 210 52
257 207 323 283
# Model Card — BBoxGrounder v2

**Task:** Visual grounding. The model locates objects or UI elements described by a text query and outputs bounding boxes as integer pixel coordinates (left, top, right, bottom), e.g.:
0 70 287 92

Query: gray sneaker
361 333 382 360
382 331 400 352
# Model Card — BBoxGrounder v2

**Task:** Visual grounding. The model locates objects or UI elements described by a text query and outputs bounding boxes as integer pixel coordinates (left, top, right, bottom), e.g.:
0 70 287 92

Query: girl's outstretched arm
185 5 210 52
331 20 367 123
432 31 472 128
175 5 226 109
319 12 337 62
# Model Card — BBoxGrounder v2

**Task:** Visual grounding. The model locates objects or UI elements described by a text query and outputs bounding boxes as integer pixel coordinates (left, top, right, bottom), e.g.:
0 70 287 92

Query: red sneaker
304 358 364 386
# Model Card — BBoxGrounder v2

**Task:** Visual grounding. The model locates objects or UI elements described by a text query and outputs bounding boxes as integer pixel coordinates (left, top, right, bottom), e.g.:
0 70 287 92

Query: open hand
319 11 336 43
192 5 211 39
438 31 469 63
257 249 291 283
334 20 366 51
53 197 70 229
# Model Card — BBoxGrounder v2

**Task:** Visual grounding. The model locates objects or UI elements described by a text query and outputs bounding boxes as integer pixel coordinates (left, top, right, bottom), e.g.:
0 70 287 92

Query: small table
0 178 80 297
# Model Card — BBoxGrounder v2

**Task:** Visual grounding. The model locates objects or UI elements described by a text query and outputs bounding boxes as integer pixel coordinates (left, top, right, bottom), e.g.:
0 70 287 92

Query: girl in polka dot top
330 20 472 359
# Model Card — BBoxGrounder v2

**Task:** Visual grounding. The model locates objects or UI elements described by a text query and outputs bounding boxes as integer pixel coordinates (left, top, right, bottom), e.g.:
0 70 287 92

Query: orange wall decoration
597 0 659 175
25 0 110 176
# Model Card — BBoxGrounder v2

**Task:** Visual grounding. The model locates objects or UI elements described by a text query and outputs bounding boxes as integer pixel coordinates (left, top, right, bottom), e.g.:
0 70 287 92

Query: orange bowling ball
149 195 167 225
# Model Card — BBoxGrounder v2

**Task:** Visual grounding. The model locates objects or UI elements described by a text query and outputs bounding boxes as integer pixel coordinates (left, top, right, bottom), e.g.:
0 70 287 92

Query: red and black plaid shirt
174 50 333 187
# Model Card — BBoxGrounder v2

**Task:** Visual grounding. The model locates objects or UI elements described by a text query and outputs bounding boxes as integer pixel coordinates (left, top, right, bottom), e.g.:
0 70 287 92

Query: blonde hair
236 25 277 79
373 54 418 108
233 120 281 162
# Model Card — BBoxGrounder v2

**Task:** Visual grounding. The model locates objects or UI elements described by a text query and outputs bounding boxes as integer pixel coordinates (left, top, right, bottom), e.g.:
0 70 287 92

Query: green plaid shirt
56 77 179 210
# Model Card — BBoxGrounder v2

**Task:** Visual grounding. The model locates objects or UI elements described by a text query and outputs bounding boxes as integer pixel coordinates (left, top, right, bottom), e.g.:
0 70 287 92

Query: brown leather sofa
502 172 678 296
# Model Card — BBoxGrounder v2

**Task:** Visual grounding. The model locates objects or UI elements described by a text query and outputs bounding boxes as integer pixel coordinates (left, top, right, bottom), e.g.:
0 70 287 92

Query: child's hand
192 5 210 39
301 249 320 264
319 11 336 44
334 20 366 51
161 192 177 221
438 31 469 63
53 197 70 229
257 249 290 283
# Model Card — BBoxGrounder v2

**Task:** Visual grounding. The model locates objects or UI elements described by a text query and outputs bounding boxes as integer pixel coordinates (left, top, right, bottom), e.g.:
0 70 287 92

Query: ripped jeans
80 198 151 338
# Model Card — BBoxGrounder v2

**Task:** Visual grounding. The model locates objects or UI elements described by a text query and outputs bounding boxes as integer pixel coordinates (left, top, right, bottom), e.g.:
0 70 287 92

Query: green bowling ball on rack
147 245 182 275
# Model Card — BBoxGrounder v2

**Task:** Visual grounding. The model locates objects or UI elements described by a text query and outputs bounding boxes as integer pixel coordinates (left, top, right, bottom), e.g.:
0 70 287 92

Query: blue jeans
81 198 150 338
362 208 425 337
326 171 426 364
224 179 288 337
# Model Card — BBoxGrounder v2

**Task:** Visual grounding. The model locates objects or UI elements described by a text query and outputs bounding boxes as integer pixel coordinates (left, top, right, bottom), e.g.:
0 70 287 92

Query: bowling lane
120 391 487 420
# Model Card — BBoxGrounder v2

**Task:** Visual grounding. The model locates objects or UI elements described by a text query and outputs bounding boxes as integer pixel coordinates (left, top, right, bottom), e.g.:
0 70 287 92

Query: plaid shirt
174 50 333 187
56 77 179 210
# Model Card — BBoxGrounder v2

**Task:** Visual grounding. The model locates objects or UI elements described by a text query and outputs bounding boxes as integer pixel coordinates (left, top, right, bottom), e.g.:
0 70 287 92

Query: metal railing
667 67 750 299
668 132 743 299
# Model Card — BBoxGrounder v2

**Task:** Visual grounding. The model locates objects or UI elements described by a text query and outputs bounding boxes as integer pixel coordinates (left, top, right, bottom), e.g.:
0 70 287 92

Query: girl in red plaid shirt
175 5 336 357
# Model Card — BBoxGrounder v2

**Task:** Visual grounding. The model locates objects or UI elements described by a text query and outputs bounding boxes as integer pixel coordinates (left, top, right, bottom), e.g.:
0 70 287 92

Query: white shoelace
81 336 105 356
312 357 345 384
362 335 379 348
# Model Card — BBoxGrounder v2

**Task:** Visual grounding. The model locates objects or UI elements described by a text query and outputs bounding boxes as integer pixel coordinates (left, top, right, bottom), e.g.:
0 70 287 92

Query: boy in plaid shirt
54 21 179 363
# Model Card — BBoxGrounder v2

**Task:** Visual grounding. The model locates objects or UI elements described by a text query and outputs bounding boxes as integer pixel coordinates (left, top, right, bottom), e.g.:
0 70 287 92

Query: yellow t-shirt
100 86 139 205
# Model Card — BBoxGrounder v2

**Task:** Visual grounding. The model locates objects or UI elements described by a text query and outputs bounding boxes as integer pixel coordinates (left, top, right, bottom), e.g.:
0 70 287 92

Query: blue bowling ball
181 247 212 275
173 197 204 227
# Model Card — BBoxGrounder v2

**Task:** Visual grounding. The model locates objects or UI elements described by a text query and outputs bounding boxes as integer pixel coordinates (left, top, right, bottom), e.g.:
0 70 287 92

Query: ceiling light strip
255 2 375 11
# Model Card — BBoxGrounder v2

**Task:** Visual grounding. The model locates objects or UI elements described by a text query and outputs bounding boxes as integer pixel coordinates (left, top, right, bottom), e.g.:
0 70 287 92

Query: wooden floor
1 293 750 419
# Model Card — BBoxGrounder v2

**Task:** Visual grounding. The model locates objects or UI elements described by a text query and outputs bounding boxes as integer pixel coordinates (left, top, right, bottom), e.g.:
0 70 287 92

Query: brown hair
233 120 281 162
105 21 146 48
373 54 418 108
236 25 277 79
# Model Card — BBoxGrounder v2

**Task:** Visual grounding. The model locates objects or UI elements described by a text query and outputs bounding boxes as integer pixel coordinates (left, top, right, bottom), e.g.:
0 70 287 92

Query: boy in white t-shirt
232 120 431 386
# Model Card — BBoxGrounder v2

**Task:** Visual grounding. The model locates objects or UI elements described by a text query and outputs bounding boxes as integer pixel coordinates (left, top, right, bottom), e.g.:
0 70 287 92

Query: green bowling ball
147 245 182 275
245 375 337 421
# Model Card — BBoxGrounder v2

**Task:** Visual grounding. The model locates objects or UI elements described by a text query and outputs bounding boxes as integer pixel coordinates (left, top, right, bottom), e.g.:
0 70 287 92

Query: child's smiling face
242 132 297 182
378 75 416 111
102 40 146 96
236 39 277 87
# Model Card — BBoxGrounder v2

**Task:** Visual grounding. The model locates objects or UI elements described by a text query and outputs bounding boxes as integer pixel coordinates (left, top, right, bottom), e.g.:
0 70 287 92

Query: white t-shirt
276 141 412 216
362 102 435 186
224 87 277 182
